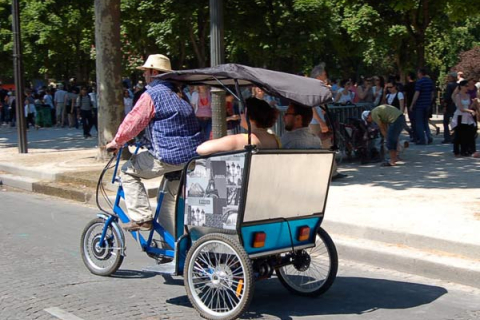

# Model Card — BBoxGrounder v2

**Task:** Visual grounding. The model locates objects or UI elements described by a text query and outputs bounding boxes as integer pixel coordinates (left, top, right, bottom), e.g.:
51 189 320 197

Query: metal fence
326 103 374 124
270 103 374 137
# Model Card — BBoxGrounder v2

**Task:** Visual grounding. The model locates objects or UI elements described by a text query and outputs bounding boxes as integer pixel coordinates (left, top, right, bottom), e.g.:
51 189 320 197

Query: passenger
196 97 280 155
281 102 347 180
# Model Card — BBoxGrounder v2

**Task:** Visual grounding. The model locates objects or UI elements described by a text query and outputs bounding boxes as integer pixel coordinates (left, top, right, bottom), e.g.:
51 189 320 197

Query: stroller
342 117 382 164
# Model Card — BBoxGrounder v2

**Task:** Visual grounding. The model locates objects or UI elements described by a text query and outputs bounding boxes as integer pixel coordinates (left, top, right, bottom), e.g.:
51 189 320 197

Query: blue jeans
387 115 406 151
414 108 431 144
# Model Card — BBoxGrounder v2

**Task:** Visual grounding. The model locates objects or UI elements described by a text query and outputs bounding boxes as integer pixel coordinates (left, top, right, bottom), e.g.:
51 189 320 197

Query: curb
332 234 480 289
0 163 58 181
323 220 480 261
0 173 39 191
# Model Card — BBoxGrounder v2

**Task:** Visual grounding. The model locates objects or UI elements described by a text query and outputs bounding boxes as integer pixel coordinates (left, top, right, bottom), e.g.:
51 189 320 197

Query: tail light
298 226 310 241
252 232 266 248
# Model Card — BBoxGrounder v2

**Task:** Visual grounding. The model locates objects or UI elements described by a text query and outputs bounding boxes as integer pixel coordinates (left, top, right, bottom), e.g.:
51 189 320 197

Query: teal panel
241 217 321 255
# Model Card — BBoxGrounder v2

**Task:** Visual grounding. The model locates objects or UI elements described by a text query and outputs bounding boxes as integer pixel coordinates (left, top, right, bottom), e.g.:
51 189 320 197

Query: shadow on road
0 127 98 150
111 269 157 279
335 146 480 190
166 276 447 319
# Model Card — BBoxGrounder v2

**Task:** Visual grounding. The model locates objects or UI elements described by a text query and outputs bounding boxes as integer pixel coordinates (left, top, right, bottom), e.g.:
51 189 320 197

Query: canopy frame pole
234 79 251 146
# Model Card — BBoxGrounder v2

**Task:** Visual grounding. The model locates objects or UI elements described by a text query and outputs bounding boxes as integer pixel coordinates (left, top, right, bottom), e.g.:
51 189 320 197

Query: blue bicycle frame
98 146 176 259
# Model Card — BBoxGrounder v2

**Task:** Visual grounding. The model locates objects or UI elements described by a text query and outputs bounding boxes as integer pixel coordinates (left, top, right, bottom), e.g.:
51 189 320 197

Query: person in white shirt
382 81 405 112
43 89 55 125
334 80 355 104
123 89 133 115
54 84 67 127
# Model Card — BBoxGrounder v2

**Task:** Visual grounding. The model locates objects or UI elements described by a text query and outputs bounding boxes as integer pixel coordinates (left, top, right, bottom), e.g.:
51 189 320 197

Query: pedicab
80 64 338 320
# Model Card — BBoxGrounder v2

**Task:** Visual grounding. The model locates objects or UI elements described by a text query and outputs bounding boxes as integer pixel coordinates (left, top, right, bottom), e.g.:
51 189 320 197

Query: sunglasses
284 113 297 117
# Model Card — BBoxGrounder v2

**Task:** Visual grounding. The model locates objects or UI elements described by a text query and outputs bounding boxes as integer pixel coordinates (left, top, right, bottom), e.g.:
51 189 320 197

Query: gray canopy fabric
155 63 332 107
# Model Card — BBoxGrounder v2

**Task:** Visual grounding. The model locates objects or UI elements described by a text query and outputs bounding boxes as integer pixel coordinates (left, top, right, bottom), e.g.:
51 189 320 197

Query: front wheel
81 217 124 276
276 227 338 296
184 233 254 320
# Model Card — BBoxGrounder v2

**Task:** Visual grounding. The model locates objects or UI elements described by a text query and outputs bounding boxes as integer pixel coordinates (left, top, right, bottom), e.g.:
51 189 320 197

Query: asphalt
1 120 480 289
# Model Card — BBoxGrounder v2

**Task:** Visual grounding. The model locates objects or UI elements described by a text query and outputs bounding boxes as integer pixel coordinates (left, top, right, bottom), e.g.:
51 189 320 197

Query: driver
106 54 203 232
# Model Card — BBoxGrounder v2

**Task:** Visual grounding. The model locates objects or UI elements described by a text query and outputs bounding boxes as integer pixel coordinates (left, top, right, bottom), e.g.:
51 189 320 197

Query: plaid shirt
112 80 202 165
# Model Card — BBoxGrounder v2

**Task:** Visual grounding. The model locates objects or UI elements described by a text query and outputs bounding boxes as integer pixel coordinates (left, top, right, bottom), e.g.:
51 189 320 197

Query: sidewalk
1 124 480 288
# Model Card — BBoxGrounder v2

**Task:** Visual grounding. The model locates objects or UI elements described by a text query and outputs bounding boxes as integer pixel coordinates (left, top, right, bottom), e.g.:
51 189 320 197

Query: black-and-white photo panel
185 152 246 230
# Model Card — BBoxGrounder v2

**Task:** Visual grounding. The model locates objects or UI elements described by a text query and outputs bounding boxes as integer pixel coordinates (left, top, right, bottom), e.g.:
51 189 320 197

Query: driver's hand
105 141 119 153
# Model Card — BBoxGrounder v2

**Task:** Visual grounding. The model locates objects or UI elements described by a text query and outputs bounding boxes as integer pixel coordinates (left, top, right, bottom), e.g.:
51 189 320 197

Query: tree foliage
0 0 480 85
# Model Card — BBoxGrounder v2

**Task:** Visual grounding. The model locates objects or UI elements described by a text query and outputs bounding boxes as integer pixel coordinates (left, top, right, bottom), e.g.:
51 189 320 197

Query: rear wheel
81 218 124 276
184 233 254 320
276 227 338 296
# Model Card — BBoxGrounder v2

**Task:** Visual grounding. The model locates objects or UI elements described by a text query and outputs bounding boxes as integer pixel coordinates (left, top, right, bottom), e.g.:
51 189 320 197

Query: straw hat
136 54 172 73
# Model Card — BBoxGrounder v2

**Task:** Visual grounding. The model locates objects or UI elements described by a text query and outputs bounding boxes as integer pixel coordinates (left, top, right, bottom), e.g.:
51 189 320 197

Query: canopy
156 63 332 107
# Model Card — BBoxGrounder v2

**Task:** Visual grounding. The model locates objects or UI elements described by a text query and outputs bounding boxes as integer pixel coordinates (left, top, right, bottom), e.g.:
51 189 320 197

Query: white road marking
44 307 85 320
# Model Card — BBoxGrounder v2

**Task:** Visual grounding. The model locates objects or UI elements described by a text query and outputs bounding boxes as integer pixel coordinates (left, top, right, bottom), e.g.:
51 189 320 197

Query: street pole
209 0 227 139
12 0 27 153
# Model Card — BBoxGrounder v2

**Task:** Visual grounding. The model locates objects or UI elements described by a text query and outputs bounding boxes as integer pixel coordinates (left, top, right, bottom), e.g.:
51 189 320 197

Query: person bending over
196 97 280 155
365 104 406 166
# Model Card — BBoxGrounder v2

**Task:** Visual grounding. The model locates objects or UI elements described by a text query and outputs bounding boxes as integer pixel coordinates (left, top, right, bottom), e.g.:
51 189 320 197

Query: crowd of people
0 79 98 139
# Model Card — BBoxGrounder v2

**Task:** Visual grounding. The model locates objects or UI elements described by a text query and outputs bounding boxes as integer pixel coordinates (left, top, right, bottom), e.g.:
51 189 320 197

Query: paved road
1 189 480 320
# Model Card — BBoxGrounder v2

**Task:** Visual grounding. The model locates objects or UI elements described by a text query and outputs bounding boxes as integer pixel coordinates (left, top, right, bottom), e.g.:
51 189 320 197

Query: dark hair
418 68 428 76
246 97 278 128
340 79 350 87
459 80 468 87
407 72 416 80
290 102 313 127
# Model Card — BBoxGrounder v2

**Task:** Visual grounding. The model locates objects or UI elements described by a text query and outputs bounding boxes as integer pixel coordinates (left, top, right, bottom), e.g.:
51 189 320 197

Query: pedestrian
54 84 67 127
88 85 98 132
309 63 333 149
191 85 212 141
409 68 434 145
334 80 355 105
7 91 15 127
24 89 37 129
43 89 55 126
66 87 78 129
404 72 417 142
123 89 133 115
76 87 94 138
451 80 477 157
357 77 375 104
132 81 146 106
365 104 407 166
442 72 458 144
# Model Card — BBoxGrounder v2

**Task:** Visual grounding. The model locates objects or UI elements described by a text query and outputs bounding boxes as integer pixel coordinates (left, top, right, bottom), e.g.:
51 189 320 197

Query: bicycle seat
164 170 182 181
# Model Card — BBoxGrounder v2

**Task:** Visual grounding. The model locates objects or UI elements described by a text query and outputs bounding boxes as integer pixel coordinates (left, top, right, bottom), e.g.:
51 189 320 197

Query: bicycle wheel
184 233 254 320
276 227 338 297
81 217 124 276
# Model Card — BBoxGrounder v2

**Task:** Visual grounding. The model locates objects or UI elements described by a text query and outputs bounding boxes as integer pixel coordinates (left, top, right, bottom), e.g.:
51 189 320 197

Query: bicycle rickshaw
81 64 339 320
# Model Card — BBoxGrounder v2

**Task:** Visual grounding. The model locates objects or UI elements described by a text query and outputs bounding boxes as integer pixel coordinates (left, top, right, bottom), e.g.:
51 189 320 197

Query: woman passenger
196 97 280 155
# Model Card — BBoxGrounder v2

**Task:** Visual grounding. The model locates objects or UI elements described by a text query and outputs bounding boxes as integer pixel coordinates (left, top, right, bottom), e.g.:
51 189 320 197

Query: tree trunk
94 0 123 161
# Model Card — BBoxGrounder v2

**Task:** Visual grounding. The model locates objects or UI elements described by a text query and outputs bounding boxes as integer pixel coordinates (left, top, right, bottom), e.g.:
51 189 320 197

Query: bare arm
399 97 405 113
379 122 388 138
409 91 419 111
196 134 252 156
357 86 366 100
